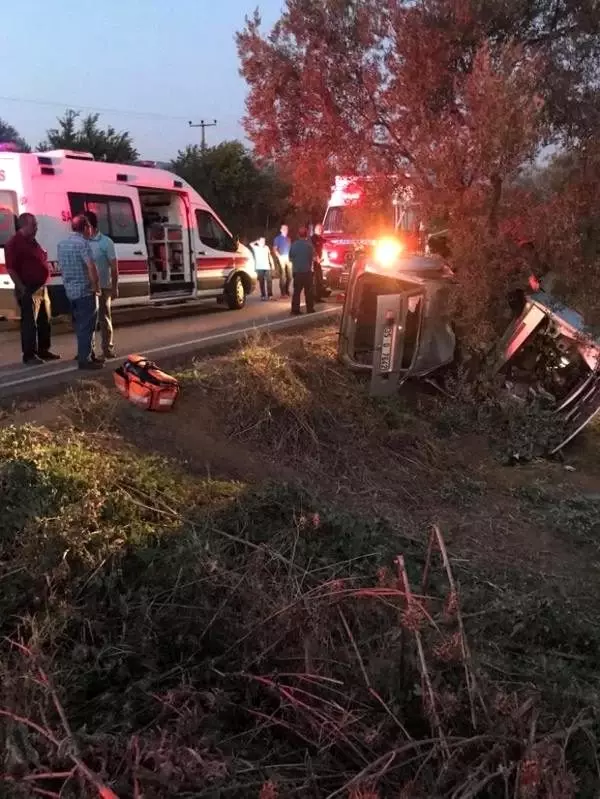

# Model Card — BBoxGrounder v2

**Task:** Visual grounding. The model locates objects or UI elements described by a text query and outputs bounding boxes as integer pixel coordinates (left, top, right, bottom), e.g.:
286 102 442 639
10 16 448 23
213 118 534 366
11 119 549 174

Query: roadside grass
1 324 599 798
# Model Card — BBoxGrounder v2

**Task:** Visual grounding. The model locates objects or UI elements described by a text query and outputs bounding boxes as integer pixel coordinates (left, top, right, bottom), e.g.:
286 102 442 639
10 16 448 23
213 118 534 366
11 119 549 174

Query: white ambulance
0 149 257 317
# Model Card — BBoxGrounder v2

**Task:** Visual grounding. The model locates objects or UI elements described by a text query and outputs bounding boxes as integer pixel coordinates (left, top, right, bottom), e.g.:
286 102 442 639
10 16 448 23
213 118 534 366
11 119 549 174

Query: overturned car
337 238 600 454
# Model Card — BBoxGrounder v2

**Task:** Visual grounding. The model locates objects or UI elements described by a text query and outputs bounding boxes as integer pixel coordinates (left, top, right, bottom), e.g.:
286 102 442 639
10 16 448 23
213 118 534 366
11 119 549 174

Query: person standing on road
84 211 118 359
273 224 292 298
311 222 329 302
4 213 60 365
289 227 315 315
250 236 275 300
57 215 102 371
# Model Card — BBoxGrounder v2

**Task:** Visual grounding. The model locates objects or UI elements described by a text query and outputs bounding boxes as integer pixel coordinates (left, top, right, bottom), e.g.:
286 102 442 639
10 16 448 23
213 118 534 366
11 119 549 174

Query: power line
0 94 193 122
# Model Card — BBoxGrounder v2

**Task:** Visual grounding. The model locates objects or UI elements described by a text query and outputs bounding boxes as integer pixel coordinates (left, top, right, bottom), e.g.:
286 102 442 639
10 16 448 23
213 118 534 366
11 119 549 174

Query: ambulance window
196 210 236 252
68 193 139 243
0 190 17 247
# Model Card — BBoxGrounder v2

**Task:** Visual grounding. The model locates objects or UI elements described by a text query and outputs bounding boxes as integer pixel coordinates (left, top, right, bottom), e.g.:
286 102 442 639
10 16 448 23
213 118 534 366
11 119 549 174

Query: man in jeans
5 213 60 365
84 211 118 359
273 224 292 298
250 236 275 300
57 215 102 370
289 227 315 315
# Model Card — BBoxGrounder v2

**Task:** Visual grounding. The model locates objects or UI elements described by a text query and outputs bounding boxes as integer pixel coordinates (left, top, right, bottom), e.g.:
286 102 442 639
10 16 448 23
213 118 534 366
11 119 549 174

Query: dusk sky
1 0 283 160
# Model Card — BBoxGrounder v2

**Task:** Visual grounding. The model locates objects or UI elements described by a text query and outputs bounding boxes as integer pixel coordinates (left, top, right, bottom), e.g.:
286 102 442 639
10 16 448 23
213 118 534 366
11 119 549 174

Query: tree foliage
0 118 30 152
237 0 600 339
38 109 138 164
172 140 292 240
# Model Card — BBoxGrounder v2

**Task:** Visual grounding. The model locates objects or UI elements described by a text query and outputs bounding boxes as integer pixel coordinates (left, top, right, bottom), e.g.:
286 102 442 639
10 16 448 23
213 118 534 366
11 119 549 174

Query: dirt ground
5 327 599 590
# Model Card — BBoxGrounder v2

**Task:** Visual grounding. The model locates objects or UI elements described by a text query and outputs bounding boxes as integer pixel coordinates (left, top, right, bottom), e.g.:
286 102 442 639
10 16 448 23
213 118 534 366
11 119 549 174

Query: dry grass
1 323 599 798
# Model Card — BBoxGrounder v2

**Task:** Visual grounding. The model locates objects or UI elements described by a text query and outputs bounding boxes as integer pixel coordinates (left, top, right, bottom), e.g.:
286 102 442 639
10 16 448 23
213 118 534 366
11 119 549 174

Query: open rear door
370 290 425 397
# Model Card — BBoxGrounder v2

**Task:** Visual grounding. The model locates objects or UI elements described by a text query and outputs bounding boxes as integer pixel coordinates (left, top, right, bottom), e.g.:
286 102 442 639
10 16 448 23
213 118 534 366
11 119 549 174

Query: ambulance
321 175 423 289
0 149 257 317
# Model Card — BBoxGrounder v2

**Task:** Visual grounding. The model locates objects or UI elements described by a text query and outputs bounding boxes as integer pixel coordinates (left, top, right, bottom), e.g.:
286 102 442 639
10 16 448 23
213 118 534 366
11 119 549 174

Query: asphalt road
0 292 341 397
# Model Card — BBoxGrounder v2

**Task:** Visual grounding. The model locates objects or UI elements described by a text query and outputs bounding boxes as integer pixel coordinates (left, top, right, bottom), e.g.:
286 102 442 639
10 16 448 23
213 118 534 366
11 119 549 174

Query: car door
193 208 237 294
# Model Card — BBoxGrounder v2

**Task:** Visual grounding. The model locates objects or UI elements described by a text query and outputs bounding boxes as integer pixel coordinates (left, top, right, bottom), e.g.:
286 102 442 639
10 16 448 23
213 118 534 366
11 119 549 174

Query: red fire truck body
321 175 422 288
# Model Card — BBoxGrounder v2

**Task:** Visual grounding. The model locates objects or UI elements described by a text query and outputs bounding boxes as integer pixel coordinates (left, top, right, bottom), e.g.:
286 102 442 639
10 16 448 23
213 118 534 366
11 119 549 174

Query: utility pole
188 119 217 151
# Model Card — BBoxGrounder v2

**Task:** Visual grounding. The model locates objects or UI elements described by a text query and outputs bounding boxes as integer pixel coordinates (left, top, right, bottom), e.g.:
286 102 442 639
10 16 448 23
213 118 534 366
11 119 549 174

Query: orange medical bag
113 354 180 412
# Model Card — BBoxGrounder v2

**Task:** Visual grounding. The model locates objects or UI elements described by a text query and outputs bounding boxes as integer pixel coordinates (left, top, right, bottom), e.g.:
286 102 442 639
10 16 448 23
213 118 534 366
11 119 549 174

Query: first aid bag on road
113 354 180 412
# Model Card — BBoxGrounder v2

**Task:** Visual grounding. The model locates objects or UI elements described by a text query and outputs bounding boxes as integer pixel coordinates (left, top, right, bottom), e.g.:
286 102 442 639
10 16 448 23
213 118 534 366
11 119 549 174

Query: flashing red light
327 248 340 262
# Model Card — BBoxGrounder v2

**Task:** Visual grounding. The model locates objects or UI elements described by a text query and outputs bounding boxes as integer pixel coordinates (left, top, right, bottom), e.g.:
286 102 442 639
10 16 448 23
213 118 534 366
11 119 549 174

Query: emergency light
374 237 404 267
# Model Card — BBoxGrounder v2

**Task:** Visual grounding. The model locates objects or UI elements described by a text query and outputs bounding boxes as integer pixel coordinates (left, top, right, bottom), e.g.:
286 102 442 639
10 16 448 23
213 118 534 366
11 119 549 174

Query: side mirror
233 235 240 250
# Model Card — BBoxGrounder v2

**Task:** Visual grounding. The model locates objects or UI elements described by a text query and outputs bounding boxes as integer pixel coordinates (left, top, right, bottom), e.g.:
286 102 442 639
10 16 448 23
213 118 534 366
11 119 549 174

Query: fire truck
321 175 424 289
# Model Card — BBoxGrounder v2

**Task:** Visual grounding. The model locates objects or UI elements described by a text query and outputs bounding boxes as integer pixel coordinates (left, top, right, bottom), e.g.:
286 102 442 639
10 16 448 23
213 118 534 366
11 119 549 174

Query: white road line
0 308 339 392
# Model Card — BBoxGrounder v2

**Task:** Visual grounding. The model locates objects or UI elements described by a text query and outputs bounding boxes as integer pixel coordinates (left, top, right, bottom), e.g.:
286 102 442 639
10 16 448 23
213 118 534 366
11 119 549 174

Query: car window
196 209 236 252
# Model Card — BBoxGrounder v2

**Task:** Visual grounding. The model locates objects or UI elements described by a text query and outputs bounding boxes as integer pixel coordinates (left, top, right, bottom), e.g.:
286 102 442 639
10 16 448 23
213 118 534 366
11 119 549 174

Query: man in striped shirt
57 215 102 370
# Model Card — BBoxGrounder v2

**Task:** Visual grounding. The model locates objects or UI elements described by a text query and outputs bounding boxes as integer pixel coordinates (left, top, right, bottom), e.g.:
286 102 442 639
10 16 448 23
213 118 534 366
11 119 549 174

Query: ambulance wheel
226 275 246 310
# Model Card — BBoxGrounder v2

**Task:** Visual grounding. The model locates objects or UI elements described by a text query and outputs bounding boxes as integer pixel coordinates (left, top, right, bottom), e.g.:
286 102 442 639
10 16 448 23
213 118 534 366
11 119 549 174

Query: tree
172 140 293 240
237 0 600 341
0 118 30 152
38 109 138 163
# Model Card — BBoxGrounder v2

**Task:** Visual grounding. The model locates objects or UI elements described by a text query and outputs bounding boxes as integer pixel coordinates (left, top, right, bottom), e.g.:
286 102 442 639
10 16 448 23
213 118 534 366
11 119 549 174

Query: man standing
84 211 118 359
250 236 275 300
5 213 60 365
273 224 292 298
311 223 329 302
57 215 102 370
289 227 315 315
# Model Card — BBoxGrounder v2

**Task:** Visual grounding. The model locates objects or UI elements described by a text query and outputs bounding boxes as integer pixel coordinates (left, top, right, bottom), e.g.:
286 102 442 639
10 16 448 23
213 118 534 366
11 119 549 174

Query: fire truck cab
321 175 423 289
0 149 257 318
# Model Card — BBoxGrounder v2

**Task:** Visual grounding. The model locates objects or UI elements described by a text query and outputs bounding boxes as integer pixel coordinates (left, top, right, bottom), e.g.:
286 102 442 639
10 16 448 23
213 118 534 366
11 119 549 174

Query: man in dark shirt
289 227 315 315
5 213 59 365
311 223 329 301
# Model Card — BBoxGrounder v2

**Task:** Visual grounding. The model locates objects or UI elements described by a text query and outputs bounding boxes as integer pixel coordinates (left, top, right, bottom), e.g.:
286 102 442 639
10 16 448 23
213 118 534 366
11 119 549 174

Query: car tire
226 274 246 310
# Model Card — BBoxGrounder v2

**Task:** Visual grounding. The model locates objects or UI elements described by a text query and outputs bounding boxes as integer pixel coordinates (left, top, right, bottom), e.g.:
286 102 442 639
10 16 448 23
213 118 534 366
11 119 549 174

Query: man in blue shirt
289 227 315 315
85 211 118 359
57 215 102 370
273 223 292 298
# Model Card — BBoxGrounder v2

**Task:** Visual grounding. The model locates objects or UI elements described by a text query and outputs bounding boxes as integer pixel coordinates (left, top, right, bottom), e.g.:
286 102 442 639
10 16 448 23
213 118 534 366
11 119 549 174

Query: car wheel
226 274 246 310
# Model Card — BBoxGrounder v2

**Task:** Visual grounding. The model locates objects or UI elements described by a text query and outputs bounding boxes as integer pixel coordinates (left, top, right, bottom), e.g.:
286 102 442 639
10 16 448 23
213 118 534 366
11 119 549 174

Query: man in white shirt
84 211 119 359
250 236 276 300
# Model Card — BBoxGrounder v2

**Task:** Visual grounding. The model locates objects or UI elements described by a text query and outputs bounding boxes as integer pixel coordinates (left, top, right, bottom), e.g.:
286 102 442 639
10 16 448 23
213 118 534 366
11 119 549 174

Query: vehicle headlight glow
374 237 403 267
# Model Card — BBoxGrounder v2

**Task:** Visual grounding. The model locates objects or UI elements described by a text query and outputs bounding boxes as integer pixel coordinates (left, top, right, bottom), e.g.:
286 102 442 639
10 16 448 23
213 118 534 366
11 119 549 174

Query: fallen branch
5 640 121 799
432 525 488 727
338 606 413 741
396 555 450 760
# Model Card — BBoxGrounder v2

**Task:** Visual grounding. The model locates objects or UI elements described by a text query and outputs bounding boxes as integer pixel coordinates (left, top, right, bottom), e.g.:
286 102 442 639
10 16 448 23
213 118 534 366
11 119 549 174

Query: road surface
0 293 341 397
